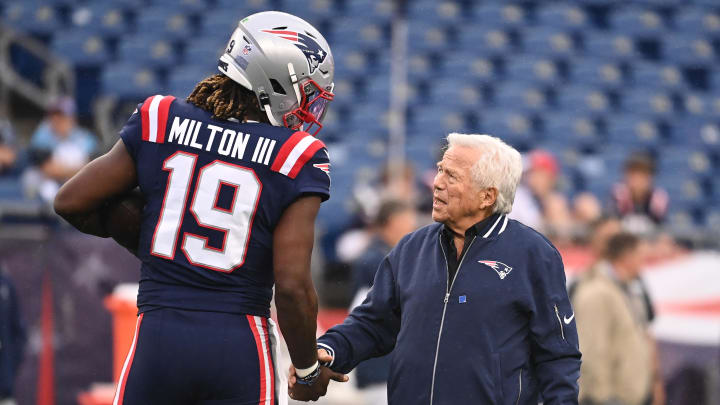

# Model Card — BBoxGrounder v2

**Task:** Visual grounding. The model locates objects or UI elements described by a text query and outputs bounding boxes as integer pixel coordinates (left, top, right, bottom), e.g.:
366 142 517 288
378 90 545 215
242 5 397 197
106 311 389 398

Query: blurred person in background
0 117 17 176
573 232 664 405
0 268 26 405
22 96 97 202
610 152 668 235
349 199 417 405
511 149 573 242
572 192 603 242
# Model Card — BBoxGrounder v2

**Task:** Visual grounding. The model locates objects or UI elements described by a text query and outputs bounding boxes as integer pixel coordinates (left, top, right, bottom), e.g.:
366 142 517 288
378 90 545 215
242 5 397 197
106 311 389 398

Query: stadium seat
630 62 684 91
342 0 395 21
135 10 195 41
442 52 497 84
659 174 706 210
659 148 713 178
569 58 625 89
408 0 464 25
408 54 434 82
494 83 549 113
199 8 244 38
347 104 392 133
536 4 589 31
426 79 485 109
118 37 178 69
683 93 720 118
407 23 450 53
621 90 674 118
662 35 716 66
410 105 472 137
583 31 639 61
505 55 563 86
606 114 663 147
3 1 63 36
456 27 513 57
330 20 386 50
182 36 226 69
674 8 720 36
671 119 720 149
609 7 666 37
543 113 602 149
471 3 526 28
51 30 110 67
70 4 128 38
152 0 210 15
556 86 612 115
478 109 535 149
167 65 216 98
521 27 577 57
101 64 164 99
214 0 273 15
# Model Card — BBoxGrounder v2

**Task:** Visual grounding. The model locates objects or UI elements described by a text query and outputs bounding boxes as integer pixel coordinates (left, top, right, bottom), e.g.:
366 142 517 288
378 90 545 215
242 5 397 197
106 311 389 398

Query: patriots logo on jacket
478 260 513 280
262 30 329 74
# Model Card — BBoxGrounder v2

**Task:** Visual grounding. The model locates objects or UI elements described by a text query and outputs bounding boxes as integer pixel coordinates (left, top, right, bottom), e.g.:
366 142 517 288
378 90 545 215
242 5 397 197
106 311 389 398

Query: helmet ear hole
269 79 286 95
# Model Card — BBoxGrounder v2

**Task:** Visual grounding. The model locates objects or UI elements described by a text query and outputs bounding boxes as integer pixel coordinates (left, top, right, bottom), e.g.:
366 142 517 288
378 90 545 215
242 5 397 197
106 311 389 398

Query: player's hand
288 350 348 402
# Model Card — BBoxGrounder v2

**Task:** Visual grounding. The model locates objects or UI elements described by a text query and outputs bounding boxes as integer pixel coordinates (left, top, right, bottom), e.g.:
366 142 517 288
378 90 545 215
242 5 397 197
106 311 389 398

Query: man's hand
288 349 348 401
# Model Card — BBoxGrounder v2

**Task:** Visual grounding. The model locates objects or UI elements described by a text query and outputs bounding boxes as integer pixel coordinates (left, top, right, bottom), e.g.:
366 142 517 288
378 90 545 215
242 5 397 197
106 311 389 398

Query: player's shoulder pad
138 94 177 144
269 130 327 179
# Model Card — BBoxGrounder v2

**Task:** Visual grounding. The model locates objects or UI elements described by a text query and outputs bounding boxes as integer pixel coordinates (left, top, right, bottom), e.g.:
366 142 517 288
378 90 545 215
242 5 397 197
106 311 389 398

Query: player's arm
54 140 138 238
272 195 322 369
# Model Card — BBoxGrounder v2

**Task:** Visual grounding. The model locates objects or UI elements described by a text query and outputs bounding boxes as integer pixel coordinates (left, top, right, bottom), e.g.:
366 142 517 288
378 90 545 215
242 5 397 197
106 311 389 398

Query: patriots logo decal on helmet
478 260 513 280
262 30 329 74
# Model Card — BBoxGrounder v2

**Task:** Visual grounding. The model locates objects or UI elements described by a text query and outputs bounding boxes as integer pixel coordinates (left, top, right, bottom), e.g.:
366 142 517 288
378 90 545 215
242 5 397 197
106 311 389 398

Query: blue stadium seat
70 4 128 38
672 119 720 149
3 1 63 35
606 114 663 147
505 55 563 86
183 35 226 69
410 105 471 136
279 0 334 26
408 23 450 53
199 8 242 38
152 0 210 15
456 27 513 57
478 109 535 149
521 27 577 57
621 90 674 118
118 37 179 69
51 30 110 66
659 174 706 211
536 4 589 31
630 62 685 91
683 93 720 118
408 0 464 25
556 86 612 115
442 52 497 84
101 64 164 99
361 75 391 106
494 83 549 113
674 9 720 36
167 65 215 98
342 0 395 21
663 35 716 66
347 104 391 133
408 54 434 82
570 58 624 89
330 19 386 50
0 178 24 200
471 3 526 28
584 31 639 61
659 148 713 178
427 79 485 109
609 7 666 37
214 0 272 14
543 113 602 149
135 9 195 41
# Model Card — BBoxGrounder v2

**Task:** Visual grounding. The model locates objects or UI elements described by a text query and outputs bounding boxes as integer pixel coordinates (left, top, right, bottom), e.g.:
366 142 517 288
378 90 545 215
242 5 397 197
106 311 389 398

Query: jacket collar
441 212 509 241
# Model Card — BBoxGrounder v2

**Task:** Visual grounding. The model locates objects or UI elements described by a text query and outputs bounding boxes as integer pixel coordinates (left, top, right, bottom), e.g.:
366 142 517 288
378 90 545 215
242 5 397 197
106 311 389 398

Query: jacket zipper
554 304 565 340
430 235 477 405
515 371 522 405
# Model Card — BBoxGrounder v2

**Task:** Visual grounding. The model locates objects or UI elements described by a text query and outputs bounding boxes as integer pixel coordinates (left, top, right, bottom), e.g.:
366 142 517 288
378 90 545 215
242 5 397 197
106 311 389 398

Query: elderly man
290 134 581 404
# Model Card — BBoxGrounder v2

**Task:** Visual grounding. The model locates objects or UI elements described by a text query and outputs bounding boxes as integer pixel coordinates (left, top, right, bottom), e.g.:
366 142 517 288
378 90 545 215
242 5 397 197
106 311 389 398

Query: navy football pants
112 308 276 405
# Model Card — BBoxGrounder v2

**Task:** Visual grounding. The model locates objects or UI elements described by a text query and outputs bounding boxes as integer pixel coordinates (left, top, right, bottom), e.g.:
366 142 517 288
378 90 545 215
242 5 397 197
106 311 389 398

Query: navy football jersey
119 95 331 317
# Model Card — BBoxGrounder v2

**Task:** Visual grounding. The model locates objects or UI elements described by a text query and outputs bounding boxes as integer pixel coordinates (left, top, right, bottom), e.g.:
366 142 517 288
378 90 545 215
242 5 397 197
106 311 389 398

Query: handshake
288 349 349 402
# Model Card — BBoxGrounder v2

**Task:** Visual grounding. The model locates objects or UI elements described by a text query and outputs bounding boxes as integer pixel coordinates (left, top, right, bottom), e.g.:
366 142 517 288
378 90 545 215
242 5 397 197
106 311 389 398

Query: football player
54 11 346 404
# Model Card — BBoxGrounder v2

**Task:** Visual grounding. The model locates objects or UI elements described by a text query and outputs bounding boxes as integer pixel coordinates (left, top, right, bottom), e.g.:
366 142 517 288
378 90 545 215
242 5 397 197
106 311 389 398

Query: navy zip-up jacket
318 214 581 405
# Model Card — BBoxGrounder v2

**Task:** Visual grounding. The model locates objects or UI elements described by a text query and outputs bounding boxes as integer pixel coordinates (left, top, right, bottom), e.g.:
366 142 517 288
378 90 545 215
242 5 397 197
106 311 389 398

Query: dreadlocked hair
187 74 269 123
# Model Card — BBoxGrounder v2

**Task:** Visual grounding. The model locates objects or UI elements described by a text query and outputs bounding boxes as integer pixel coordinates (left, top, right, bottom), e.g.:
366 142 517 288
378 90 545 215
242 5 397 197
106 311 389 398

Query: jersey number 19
150 151 261 272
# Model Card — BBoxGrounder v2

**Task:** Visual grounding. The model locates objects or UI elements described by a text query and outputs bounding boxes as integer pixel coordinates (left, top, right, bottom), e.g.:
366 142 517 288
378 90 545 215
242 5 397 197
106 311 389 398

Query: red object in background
37 273 55 405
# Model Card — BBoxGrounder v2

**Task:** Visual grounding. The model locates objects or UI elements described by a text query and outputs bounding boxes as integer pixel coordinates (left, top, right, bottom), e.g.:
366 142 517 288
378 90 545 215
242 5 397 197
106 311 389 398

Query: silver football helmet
218 11 334 135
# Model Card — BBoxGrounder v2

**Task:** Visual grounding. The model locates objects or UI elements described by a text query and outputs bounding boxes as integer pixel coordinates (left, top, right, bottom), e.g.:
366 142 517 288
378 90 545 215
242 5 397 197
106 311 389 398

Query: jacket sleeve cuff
316 342 336 368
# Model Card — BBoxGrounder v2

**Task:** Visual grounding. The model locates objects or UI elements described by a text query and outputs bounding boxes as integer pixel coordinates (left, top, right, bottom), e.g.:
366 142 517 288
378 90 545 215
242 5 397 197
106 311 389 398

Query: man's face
432 146 486 225
625 168 653 198
49 113 74 139
618 242 647 279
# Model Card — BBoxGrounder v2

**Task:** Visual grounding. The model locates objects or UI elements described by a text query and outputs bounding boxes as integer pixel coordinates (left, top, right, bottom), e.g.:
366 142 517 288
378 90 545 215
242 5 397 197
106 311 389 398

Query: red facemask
282 78 334 136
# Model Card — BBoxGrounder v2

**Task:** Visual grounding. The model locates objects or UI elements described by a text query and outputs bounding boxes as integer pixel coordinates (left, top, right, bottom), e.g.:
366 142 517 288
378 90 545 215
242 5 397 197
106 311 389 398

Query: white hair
446 133 523 214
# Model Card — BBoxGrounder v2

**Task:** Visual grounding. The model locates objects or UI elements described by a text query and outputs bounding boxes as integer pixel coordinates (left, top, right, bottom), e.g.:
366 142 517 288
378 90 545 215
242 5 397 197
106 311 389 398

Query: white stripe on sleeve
148 95 163 143
279 136 316 176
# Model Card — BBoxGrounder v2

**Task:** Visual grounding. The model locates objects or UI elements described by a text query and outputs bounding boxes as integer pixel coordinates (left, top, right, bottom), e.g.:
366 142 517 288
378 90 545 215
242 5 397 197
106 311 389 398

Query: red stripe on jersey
140 96 153 141
247 315 267 405
155 96 175 144
261 317 275 405
287 139 326 179
270 131 311 172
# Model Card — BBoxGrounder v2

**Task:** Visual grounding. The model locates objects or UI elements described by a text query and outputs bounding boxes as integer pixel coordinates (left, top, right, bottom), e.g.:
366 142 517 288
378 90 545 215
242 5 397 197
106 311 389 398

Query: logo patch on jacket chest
478 260 513 280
